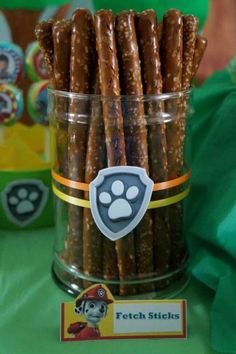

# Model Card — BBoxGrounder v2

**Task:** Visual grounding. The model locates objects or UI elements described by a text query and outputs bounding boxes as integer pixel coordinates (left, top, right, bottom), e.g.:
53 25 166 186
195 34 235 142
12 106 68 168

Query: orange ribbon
52 169 190 192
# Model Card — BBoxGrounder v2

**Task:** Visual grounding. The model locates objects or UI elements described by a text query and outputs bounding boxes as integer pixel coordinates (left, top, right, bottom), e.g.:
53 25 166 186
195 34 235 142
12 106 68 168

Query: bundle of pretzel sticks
35 8 207 296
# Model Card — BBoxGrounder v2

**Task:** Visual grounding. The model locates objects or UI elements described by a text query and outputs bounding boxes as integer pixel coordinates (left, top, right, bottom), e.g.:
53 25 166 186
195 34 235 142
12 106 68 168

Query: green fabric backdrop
0 0 209 31
0 0 69 10
94 0 209 30
185 64 236 353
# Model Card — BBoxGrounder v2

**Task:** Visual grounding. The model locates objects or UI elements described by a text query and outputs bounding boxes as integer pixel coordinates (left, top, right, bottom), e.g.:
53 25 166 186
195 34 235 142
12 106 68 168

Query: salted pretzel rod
52 19 71 178
137 10 171 277
192 34 208 78
173 15 199 267
35 20 69 176
116 11 154 292
161 9 183 177
169 15 199 268
51 19 71 177
66 9 94 278
35 20 54 85
161 9 185 271
174 32 206 269
180 15 199 147
83 75 103 286
83 74 119 292
50 20 74 273
181 15 199 139
176 15 199 179
52 20 71 92
182 15 199 90
94 10 136 295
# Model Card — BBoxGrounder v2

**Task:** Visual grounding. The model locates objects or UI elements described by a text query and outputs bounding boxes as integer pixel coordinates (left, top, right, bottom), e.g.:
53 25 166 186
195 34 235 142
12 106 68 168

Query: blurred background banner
93 0 209 30
0 0 69 9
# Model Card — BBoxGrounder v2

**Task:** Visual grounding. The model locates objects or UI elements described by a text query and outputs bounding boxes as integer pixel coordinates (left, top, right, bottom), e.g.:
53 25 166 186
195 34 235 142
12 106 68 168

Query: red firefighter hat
76 285 113 307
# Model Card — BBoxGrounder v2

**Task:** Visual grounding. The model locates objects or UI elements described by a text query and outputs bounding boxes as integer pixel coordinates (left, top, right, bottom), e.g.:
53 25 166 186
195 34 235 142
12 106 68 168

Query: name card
61 284 187 341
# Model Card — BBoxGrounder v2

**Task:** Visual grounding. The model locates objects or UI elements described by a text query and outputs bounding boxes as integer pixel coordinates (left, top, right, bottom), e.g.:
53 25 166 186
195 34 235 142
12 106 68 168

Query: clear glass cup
48 88 191 298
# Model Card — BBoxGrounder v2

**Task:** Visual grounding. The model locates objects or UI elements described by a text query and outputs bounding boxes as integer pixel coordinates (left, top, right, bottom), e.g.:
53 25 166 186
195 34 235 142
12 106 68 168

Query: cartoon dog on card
67 284 113 340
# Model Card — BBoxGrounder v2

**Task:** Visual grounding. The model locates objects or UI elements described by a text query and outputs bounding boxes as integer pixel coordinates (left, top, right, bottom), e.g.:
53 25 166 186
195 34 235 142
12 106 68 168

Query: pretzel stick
167 15 199 268
162 9 183 95
66 9 93 279
50 21 76 283
178 15 199 165
53 20 71 92
83 74 105 287
35 20 58 169
52 20 71 177
176 33 207 268
51 20 71 178
116 11 154 292
180 15 199 148
94 10 136 295
161 7 183 170
182 16 199 90
192 35 208 78
174 23 206 271
35 20 54 85
83 74 119 294
35 20 66 175
161 10 186 271
137 10 171 277
176 15 199 173
161 9 183 178
171 15 199 267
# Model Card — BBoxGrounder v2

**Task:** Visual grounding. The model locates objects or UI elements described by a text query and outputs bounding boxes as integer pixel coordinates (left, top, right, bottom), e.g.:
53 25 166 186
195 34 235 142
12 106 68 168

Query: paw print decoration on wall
1 179 48 227
90 167 154 241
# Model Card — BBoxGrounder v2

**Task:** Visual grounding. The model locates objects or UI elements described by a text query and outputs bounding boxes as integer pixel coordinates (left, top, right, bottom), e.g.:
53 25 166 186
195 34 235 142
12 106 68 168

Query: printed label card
61 284 187 341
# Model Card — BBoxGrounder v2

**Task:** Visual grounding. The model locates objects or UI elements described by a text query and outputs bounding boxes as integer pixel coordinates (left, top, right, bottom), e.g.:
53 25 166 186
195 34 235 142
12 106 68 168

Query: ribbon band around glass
52 169 190 209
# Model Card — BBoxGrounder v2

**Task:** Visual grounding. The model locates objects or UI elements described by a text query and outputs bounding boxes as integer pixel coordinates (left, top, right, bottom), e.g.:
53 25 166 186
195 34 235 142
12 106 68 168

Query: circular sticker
0 84 23 126
26 41 49 82
27 80 48 125
0 42 24 84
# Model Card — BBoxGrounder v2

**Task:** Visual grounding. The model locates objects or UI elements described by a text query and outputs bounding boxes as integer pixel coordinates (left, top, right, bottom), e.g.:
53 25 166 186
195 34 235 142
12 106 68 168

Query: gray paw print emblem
1 180 49 227
90 166 153 241
99 180 139 221
9 188 40 214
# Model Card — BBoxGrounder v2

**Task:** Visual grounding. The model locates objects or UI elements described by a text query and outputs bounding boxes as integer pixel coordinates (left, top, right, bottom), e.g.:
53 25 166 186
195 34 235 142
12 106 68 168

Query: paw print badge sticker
1 179 49 227
90 167 154 241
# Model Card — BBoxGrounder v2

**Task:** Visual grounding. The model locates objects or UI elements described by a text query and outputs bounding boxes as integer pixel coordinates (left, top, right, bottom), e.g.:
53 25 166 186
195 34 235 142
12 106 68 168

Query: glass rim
48 87 191 101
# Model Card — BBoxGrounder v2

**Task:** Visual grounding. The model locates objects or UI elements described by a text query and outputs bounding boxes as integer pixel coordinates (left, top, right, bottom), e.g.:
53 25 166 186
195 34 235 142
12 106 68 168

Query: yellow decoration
0 124 50 171
5 123 45 153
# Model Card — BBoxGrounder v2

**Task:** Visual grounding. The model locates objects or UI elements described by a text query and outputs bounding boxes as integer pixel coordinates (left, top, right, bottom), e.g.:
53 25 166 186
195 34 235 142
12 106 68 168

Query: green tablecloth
0 226 218 354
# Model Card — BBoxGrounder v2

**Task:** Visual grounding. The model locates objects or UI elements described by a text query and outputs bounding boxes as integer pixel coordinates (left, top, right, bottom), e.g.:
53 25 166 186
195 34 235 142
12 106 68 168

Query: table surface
0 227 219 354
